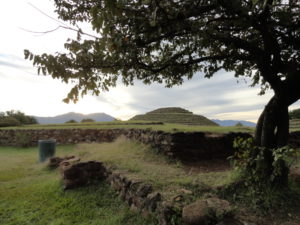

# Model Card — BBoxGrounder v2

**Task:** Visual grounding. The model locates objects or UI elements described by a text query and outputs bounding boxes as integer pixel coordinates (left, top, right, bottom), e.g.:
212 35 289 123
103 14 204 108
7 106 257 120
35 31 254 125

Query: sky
0 0 299 122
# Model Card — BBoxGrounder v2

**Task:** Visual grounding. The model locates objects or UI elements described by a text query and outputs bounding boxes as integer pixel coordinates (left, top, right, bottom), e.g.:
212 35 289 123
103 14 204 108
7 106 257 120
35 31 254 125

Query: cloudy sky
1 0 299 122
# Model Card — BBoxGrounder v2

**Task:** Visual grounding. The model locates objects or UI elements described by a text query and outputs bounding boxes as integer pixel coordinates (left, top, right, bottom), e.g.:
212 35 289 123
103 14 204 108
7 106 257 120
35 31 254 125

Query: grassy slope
0 120 254 133
146 107 193 114
0 146 157 225
74 137 232 200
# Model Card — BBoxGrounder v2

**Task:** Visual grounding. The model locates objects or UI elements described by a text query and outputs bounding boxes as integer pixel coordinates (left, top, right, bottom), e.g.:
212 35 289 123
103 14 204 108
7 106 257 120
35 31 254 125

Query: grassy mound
130 107 218 126
147 107 193 114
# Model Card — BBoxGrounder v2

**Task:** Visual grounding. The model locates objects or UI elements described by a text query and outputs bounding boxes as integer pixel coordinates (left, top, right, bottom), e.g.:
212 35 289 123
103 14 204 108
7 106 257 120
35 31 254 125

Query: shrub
235 122 243 127
81 118 95 123
65 119 77 123
0 117 21 127
226 137 296 213
229 137 294 187
0 110 38 126
5 110 38 125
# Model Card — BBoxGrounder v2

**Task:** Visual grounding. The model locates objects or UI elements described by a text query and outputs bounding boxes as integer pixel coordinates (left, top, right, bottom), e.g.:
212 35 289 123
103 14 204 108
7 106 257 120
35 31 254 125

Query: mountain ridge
34 112 115 124
212 119 256 127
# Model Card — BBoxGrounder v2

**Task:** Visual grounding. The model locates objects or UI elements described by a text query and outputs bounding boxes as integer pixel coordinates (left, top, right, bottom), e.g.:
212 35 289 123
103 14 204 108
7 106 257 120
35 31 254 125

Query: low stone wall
125 129 252 161
0 128 253 161
0 129 124 146
2 129 298 161
55 156 236 225
107 171 176 225
50 155 178 224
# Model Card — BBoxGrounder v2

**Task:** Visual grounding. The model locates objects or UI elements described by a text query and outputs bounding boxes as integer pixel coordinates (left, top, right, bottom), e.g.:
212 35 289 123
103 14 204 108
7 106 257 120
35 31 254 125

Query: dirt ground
182 159 231 174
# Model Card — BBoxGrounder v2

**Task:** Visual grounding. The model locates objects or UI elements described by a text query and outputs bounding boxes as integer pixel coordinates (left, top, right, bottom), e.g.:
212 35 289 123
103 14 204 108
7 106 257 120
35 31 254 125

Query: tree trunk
255 95 289 148
251 69 300 187
253 80 300 187
253 95 289 186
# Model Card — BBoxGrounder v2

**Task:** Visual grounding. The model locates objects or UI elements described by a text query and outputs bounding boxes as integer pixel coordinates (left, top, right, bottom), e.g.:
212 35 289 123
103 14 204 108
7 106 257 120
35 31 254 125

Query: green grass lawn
1 138 300 225
0 145 158 225
0 138 233 225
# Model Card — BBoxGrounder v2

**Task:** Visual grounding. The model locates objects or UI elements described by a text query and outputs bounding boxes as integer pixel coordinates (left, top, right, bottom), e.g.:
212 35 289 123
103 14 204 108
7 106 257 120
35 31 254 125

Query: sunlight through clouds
0 0 299 122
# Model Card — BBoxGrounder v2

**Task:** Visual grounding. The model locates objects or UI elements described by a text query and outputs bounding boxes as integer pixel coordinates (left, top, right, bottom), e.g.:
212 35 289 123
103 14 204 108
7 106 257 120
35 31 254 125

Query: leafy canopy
25 0 300 103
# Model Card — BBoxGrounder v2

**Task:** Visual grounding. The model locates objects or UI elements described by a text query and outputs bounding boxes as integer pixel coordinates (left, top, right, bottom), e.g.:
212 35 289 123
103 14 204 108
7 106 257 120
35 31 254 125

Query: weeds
224 137 300 216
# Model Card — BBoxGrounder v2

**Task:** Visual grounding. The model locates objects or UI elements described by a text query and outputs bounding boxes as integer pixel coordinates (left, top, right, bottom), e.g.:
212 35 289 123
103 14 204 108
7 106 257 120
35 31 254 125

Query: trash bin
38 139 56 162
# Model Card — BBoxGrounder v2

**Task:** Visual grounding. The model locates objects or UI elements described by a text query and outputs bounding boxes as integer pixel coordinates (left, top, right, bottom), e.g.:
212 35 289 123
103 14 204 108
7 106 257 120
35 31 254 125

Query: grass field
0 120 255 133
0 139 231 225
74 137 233 200
0 145 158 225
1 138 300 225
3 119 299 133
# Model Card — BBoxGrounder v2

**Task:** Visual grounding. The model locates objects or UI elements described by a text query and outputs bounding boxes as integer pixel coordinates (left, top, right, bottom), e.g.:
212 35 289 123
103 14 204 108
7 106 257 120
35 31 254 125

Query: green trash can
38 139 56 162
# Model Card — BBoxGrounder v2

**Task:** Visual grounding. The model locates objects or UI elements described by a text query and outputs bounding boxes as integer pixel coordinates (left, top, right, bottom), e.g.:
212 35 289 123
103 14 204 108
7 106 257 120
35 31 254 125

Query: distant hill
130 107 218 126
212 119 256 127
34 112 115 124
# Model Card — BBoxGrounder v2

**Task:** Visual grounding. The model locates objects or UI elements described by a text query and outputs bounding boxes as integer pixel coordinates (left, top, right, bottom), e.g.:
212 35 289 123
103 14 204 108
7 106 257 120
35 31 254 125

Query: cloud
92 73 274 121
0 60 29 70
1 0 300 122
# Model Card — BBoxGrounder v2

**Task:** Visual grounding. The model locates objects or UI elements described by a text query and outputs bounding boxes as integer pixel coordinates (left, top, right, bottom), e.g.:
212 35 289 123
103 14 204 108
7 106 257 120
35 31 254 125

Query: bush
235 122 243 127
65 119 77 123
5 110 38 125
81 118 95 123
0 110 38 126
0 117 21 127
229 137 294 187
226 137 296 212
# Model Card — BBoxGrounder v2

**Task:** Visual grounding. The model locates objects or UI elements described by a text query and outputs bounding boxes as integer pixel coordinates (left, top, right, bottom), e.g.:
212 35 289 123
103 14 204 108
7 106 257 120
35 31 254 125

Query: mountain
212 119 256 127
34 112 115 124
130 107 218 126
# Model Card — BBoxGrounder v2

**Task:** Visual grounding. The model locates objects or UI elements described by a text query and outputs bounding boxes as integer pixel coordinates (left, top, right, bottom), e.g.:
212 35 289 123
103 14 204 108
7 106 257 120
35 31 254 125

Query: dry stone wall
0 129 124 146
107 171 178 225
0 128 251 161
125 129 252 161
2 128 298 161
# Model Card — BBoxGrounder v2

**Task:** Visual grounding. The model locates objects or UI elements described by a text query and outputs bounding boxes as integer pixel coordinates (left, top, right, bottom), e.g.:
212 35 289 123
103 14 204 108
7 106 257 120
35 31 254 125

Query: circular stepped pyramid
130 107 218 126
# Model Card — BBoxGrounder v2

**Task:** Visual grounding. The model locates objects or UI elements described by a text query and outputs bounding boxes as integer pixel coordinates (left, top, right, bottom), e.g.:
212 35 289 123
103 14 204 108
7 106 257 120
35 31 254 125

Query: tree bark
254 96 289 185
255 95 288 148
253 73 300 186
255 72 300 149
